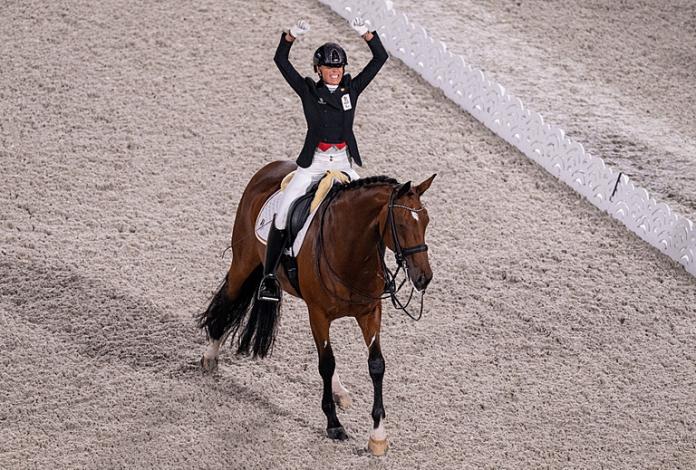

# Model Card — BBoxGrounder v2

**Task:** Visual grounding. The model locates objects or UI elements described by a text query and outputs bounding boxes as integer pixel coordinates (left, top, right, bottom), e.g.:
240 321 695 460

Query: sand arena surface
1 1 695 468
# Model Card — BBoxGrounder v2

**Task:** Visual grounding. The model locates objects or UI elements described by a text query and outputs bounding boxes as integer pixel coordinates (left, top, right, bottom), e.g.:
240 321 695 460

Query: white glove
289 20 310 39
351 17 370 36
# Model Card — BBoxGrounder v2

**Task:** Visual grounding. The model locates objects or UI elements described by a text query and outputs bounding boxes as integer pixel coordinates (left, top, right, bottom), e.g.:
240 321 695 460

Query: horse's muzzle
412 271 432 292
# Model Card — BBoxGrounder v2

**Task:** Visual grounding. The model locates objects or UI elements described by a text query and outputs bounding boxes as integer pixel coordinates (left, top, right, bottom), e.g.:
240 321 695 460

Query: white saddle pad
254 189 321 257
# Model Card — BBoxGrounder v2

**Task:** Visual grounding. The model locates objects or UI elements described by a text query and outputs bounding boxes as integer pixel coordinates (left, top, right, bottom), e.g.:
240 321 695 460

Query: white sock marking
204 339 221 360
370 419 386 441
332 371 349 396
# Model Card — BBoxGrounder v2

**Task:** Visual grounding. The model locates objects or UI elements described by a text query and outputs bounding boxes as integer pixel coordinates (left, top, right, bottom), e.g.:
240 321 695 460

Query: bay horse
198 160 435 455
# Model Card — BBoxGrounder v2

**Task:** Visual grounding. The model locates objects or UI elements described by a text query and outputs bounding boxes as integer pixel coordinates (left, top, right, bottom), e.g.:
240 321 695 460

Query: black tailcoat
274 32 388 168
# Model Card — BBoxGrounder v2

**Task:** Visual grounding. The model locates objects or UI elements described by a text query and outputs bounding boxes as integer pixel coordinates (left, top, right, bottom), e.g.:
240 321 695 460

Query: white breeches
275 147 360 229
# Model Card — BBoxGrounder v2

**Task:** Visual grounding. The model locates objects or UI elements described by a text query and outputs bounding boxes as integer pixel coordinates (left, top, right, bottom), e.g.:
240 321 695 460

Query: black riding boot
258 220 288 302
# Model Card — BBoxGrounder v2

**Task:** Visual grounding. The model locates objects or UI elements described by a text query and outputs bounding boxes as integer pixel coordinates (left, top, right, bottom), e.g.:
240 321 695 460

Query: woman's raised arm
274 20 311 96
350 17 388 95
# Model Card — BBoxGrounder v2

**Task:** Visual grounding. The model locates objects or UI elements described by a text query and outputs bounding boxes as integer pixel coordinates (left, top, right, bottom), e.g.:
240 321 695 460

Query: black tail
237 294 282 359
197 264 282 359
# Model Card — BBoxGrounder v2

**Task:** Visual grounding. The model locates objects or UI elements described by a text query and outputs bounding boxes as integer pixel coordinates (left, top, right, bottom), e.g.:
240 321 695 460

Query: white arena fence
317 0 696 277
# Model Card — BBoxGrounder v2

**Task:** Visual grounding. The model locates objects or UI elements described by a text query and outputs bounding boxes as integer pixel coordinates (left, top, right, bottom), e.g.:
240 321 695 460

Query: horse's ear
415 174 437 195
396 181 411 198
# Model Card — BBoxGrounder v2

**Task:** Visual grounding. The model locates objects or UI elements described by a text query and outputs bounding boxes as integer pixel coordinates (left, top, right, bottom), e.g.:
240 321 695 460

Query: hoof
200 354 218 373
332 392 352 410
368 437 388 456
326 426 349 441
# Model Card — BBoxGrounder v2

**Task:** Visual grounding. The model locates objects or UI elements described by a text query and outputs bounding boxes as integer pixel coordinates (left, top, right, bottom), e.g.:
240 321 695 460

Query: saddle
254 170 351 295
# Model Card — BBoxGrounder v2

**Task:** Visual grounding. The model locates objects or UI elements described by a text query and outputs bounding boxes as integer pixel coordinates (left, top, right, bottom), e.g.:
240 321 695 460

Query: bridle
378 186 429 320
386 196 429 266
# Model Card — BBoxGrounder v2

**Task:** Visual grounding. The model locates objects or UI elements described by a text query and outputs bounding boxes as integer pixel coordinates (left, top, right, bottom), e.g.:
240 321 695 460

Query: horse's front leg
357 307 387 456
310 314 348 440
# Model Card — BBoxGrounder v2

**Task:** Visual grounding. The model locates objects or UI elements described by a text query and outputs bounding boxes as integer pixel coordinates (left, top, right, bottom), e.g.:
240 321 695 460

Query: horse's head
382 174 436 292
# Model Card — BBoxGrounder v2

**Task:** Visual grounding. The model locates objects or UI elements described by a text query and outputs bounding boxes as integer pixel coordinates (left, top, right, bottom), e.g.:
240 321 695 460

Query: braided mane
327 175 399 199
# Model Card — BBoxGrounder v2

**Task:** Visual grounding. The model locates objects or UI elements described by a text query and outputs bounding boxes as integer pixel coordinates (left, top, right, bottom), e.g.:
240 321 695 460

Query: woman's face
318 65 344 85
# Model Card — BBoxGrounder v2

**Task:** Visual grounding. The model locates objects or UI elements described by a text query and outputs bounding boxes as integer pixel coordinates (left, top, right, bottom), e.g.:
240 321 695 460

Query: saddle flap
287 188 316 242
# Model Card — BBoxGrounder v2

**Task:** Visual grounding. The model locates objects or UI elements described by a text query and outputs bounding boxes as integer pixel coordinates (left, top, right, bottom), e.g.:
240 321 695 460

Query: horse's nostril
414 273 430 291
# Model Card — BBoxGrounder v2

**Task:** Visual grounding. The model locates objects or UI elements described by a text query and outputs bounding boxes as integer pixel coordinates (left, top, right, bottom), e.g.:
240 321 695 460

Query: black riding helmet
313 42 348 71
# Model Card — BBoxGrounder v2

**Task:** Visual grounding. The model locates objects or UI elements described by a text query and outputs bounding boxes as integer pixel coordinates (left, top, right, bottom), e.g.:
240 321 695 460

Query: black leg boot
257 219 288 302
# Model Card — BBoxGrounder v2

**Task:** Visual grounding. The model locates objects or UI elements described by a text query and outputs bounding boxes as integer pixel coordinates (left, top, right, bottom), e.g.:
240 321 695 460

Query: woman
258 17 389 302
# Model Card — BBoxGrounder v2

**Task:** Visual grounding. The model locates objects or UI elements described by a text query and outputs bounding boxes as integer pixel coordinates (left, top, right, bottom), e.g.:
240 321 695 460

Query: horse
198 160 435 455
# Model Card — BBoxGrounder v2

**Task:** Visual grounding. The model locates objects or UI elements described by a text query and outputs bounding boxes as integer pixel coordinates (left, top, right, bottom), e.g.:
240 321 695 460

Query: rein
315 183 428 321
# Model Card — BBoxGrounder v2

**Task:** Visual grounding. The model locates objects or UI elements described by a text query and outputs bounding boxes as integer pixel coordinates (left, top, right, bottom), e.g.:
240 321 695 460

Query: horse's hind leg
199 260 263 371
309 312 348 440
356 306 388 456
